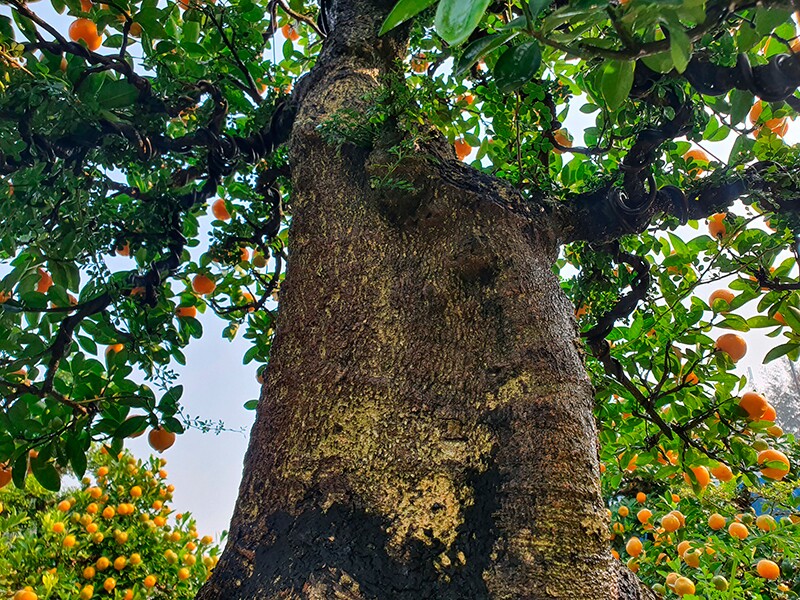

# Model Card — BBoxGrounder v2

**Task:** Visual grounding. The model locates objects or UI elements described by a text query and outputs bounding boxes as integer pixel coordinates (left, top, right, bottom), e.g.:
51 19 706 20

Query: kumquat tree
3 0 800 596
1 448 221 599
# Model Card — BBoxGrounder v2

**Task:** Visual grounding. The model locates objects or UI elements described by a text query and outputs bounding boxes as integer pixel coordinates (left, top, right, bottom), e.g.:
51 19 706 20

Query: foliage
2 0 800 597
0 447 221 599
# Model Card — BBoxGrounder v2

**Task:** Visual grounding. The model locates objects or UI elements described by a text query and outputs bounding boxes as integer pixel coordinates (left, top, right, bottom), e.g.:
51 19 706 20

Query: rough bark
197 1 657 598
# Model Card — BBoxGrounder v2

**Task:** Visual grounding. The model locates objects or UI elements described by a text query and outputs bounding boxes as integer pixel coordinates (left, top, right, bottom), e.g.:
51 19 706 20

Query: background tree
758 358 800 434
1 0 800 597
0 448 221 599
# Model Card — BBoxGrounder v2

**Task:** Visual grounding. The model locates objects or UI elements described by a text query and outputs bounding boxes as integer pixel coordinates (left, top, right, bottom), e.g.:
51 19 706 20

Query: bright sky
3 4 800 543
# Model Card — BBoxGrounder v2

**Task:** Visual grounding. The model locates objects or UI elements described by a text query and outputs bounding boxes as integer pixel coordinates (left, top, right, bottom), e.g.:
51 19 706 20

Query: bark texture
197 1 656 598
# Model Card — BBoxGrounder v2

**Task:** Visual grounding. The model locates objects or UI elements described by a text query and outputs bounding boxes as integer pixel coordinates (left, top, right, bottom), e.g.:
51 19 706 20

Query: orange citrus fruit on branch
148 427 176 453
756 559 780 580
739 392 768 420
192 274 216 295
211 198 231 220
758 449 790 480
69 18 102 51
715 333 747 362
454 138 471 160
708 288 734 311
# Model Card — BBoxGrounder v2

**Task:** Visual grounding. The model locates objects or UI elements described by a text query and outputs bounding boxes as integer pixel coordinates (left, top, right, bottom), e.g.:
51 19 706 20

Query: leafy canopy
2 0 800 596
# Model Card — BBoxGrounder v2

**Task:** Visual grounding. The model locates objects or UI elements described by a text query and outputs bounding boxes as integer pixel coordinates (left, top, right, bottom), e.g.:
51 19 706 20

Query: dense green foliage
2 0 800 596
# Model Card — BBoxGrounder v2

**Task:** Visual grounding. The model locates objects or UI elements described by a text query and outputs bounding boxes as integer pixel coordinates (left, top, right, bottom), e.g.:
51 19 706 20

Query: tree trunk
197 1 654 598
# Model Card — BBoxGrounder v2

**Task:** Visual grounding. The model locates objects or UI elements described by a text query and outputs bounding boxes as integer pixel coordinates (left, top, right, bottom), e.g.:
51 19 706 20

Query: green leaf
243 399 259 410
30 455 61 492
380 0 437 35
667 25 692 73
493 41 542 93
115 415 148 439
454 32 516 76
641 51 674 74
764 342 799 364
600 60 634 111
66 436 87 478
529 0 553 17
435 0 491 46
98 80 140 109
730 89 754 126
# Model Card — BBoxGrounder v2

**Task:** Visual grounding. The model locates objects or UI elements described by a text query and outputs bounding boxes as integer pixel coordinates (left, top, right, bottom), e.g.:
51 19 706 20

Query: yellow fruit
63 534 77 548
130 553 142 565
130 486 142 497
683 465 711 489
143 575 157 588
103 577 116 592
710 463 733 482
96 557 111 571
636 509 652 524
52 521 65 533
79 585 94 600
739 392 768 421
83 566 95 579
114 556 126 570
178 567 190 580
618 506 629 517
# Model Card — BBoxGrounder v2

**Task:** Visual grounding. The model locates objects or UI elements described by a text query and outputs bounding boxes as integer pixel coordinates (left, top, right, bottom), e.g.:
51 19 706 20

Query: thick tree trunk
197 1 654 598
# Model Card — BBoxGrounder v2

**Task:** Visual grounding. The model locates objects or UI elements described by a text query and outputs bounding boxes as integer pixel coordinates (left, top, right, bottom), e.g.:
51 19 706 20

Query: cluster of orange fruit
7 451 219 600
608 489 794 597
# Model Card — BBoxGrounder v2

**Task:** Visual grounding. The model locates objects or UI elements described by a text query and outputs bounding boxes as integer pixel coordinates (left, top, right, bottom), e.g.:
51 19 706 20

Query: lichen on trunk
196 1 656 598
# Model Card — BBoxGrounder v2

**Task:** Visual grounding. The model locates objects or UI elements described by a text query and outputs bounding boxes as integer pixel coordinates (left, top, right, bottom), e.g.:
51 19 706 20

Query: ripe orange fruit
763 117 788 137
191 274 216 296
674 576 695 597
102 506 115 519
87 487 102 499
618 505 629 517
683 549 701 568
79 585 93 600
63 534 77 548
130 485 142 498
710 463 733 482
36 268 53 294
103 577 116 592
69 18 102 51
281 23 299 41
57 499 71 512
708 289 734 311
625 536 643 557
635 492 646 504
454 138 471 160
715 333 747 362
211 199 231 220
758 449 790 480
175 305 197 318
683 465 710 489
708 513 726 530
116 242 130 256
749 101 763 125
53 521 66 533
178 567 191 580
114 556 126 570
684 148 709 175
756 514 777 532
148 427 176 453
728 521 749 540
757 558 780 579
661 514 680 532
677 540 692 558
762 403 777 421
13 591 38 600
552 129 572 154
105 343 124 357
739 392 768 420
410 53 428 73
96 557 111 571
143 575 156 588
636 508 652 524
